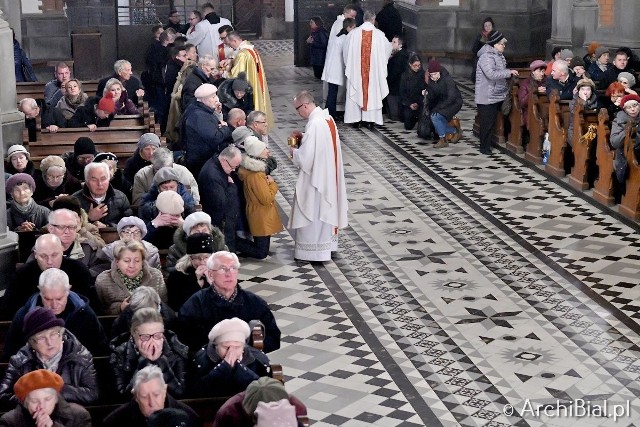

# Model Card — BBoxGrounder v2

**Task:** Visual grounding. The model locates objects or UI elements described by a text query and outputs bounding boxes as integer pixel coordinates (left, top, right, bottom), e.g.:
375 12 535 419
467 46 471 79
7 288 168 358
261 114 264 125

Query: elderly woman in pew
5 145 39 178
142 189 192 250
0 307 98 406
193 317 270 397
110 286 178 338
67 91 116 131
140 167 196 224
6 173 50 232
33 155 82 208
601 81 626 121
94 152 133 202
56 78 89 120
100 216 161 270
519 60 547 136
568 78 600 145
104 77 142 115
0 370 91 427
617 72 638 95
609 94 640 191
124 133 161 185
95 239 167 315
110 307 188 397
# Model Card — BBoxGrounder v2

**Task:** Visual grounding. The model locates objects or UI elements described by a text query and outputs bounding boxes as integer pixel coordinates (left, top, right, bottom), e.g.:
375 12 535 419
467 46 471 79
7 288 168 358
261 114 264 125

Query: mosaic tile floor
238 44 640 426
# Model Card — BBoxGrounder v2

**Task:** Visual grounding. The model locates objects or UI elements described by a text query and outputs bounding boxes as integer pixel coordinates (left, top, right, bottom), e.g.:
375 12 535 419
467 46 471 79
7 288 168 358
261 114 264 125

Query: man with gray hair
19 97 66 141
182 54 222 110
198 146 243 251
246 110 269 144
2 268 107 360
102 365 199 426
132 148 199 205
547 60 578 100
97 59 145 106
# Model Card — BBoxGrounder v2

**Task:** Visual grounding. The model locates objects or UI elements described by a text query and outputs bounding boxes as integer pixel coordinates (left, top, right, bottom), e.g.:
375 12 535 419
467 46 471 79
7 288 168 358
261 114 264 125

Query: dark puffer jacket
33 170 82 207
109 330 188 397
72 183 132 227
0 330 98 405
182 101 232 176
165 226 226 273
217 77 255 117
426 67 463 121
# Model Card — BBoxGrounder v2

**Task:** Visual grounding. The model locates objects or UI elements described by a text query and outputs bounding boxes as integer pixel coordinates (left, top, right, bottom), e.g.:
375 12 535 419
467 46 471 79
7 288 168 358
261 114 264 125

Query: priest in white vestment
343 10 392 128
289 91 349 262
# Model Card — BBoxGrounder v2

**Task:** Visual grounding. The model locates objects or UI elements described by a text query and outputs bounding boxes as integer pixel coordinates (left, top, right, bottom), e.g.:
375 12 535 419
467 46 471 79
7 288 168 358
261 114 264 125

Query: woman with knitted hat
475 29 519 155
0 370 91 426
33 155 82 207
6 173 50 232
100 216 161 270
5 144 39 177
236 136 283 259
617 71 637 95
568 78 600 146
0 307 98 405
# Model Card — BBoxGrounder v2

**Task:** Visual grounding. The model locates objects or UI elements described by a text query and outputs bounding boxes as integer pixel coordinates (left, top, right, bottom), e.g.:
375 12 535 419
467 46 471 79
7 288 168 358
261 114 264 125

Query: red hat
620 94 640 109
14 370 64 402
97 92 116 114
427 59 442 73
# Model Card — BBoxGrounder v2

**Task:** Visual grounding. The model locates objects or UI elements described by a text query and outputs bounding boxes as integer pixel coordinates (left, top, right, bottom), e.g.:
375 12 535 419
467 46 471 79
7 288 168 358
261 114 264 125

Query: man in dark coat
386 35 410 121
425 59 463 147
97 59 145 106
179 250 281 353
181 55 221 111
197 146 241 252
182 84 232 176
599 49 633 90
103 365 201 427
162 45 188 132
1 234 97 320
2 268 108 361
546 60 578 100
18 97 67 142
376 0 403 42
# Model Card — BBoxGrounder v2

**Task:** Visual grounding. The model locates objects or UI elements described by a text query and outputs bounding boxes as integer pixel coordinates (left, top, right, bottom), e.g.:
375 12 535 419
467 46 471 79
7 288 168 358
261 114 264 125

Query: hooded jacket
237 155 283 237
139 182 196 222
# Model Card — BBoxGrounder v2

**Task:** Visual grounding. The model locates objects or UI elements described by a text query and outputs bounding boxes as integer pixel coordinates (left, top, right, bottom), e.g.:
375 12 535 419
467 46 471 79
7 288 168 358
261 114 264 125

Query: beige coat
237 155 283 237
95 261 166 315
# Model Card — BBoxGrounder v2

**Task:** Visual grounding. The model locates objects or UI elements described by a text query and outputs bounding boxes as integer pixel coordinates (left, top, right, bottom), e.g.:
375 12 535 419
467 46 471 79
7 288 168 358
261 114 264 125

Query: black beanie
486 30 504 47
73 137 97 156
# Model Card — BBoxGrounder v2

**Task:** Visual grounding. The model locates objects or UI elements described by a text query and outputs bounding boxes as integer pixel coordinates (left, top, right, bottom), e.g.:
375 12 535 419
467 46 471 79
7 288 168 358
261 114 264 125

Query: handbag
417 92 434 140
501 77 514 116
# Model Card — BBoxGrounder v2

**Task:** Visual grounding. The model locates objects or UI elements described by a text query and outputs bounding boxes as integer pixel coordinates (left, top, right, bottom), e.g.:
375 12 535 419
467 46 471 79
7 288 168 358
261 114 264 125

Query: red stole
218 43 226 61
360 31 373 111
326 117 339 235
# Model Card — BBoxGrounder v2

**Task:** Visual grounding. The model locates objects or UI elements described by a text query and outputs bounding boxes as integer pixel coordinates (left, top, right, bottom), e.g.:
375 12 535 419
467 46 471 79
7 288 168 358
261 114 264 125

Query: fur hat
39 155 66 176
137 133 161 150
23 307 64 339
6 145 30 162
94 152 118 163
97 92 116 113
6 173 36 194
232 126 253 146
595 46 609 59
244 136 267 157
51 195 82 216
618 72 636 88
242 378 289 415
153 166 181 186
569 56 585 69
486 30 504 47
427 59 442 73
117 216 148 238
182 211 211 234
155 190 184 215
232 72 249 92
620 94 640 109
208 317 250 344
14 370 64 402
186 232 215 255
576 78 595 91
195 83 217 99
148 408 194 427
73 137 97 156
529 60 547 72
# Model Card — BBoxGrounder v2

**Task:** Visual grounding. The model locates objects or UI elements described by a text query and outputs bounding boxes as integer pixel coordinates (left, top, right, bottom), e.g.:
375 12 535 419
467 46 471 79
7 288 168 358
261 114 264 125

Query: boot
447 131 462 144
449 117 461 133
434 137 449 148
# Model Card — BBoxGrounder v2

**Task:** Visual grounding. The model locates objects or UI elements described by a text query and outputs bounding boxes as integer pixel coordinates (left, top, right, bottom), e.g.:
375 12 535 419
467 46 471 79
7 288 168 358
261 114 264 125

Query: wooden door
233 0 262 38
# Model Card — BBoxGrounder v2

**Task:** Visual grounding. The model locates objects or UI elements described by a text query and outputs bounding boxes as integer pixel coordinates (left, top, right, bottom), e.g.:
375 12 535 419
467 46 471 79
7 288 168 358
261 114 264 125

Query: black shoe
479 148 493 155
351 122 361 129
364 122 374 130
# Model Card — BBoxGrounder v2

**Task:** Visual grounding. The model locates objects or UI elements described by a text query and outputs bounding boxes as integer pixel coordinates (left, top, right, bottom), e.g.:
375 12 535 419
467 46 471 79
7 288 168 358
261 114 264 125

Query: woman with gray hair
33 155 82 208
104 77 140 115
110 286 178 338
109 307 188 397
100 216 161 269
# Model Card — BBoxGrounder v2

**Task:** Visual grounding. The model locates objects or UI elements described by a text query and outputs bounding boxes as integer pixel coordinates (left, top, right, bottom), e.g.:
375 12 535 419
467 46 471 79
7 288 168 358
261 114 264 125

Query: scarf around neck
12 197 35 214
118 268 144 292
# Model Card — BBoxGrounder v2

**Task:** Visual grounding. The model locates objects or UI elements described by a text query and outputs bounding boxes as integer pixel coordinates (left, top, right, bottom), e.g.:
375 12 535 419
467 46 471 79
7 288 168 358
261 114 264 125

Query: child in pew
609 94 640 199
568 78 600 146
68 91 116 131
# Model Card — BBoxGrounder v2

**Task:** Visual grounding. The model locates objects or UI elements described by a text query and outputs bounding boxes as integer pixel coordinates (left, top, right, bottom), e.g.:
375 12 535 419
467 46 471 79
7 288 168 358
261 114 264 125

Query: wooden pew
506 68 532 154
568 105 600 190
619 123 640 220
545 90 571 177
526 92 549 164
592 109 615 205
99 227 120 245
16 80 100 104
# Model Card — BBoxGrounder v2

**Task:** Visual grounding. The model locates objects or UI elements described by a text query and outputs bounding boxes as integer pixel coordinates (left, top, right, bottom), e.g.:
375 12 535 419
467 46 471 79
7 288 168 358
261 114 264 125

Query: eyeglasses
213 265 240 274
33 331 62 345
137 331 164 342
46 174 65 182
190 254 210 262
224 159 239 171
295 103 308 111
49 224 76 233
121 230 142 238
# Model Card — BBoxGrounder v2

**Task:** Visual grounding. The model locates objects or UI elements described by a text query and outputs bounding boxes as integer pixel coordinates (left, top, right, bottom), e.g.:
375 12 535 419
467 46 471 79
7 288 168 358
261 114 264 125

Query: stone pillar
547 0 573 54
0 0 21 43
0 11 21 292
571 0 598 51
0 8 27 149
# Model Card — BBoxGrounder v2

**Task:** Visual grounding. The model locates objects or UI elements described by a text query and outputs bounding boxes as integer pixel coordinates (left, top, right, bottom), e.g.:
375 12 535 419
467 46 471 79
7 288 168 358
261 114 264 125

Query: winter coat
103 394 200 427
165 226 226 273
610 110 640 182
100 239 161 270
0 397 91 427
568 92 600 145
237 155 283 237
217 78 255 117
475 44 512 105
7 201 50 231
124 149 153 185
132 164 200 205
426 67 462 121
198 157 239 251
181 67 218 111
139 183 196 222
56 92 89 120
387 49 410 96
588 61 611 84
95 260 167 315
72 183 132 227
399 67 425 107
0 330 98 405
164 58 184 98
1 258 97 320
67 96 115 129
545 72 578 101
519 75 547 129
97 74 144 106
61 152 87 182
33 171 82 207
375 1 403 41
166 266 206 312
114 90 140 115
178 285 281 353
109 330 188 397
13 38 36 83
193 344 270 396
109 168 133 203
110 303 178 339
4 160 39 178
309 27 329 66
182 100 232 176
3 292 108 361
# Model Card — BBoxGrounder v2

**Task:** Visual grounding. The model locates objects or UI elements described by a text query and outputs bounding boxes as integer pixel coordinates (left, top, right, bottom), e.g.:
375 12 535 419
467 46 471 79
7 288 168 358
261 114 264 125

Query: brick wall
598 0 615 27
